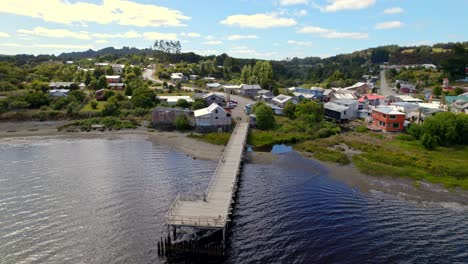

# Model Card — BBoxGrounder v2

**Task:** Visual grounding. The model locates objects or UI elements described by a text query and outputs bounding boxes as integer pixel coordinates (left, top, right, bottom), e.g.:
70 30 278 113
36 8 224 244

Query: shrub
396 134 415 141
355 125 368 133
254 104 276 130
90 100 98 109
421 133 437 150
174 115 191 131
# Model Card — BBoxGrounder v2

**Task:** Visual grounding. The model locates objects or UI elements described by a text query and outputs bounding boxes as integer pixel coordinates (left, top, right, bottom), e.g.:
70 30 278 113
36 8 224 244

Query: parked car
227 102 237 109
228 100 238 104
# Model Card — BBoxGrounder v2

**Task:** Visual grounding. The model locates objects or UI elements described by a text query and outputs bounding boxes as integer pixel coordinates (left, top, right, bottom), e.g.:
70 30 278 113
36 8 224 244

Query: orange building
372 107 406 132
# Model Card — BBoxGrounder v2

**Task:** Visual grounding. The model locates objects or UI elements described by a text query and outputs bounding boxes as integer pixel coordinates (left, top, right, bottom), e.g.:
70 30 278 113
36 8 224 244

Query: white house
170 73 188 83
256 89 274 102
194 103 232 133
333 99 359 119
206 82 222 89
49 89 70 97
324 102 351 123
202 92 225 106
111 64 125 74
272 94 298 108
158 95 194 105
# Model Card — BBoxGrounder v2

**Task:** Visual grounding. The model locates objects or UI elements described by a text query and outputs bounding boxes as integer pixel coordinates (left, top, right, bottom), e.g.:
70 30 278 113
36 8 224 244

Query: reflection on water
0 137 467 263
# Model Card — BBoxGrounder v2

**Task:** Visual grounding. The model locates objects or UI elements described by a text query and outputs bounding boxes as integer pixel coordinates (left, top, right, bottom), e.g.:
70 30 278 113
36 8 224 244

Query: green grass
80 101 108 112
351 137 468 189
295 140 350 165
432 48 450 53
59 116 138 130
188 132 231 146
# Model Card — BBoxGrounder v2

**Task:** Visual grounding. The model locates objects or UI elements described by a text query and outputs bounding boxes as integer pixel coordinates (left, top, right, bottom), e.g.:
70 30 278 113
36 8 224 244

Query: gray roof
257 89 272 95
325 102 349 112
49 82 74 87
334 99 358 105
241 84 262 90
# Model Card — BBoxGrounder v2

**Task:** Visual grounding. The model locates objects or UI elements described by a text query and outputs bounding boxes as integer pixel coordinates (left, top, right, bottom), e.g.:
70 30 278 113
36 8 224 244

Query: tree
90 100 98 109
433 86 442 97
68 90 87 103
131 87 157 108
295 101 323 123
175 99 190 108
371 48 390 63
174 115 191 130
97 75 108 89
176 82 182 90
84 71 92 87
102 102 120 116
283 101 296 119
454 87 464 95
252 61 273 89
254 103 276 130
191 98 206 110
24 91 49 108
241 65 252 84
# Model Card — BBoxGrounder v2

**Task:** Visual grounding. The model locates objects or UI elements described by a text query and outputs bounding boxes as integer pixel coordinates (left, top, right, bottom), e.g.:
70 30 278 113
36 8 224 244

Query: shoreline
1 121 467 206
0 121 224 161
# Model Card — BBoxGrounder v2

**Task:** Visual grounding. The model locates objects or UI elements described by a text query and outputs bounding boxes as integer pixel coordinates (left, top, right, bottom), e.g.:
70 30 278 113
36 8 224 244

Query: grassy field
297 131 468 190
188 132 232 145
80 101 108 112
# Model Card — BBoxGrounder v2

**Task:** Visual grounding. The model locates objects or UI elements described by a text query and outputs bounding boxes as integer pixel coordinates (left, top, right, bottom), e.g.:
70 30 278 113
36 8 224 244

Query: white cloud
279 0 308 6
205 35 215 40
220 13 297 29
298 26 368 39
228 46 277 59
17 26 91 40
0 32 11 38
384 7 404 14
92 30 141 39
0 0 189 27
320 0 376 12
294 9 308 16
227 35 259 40
180 32 201 38
202 40 223 45
0 42 94 50
191 49 218 55
142 32 178 40
96 39 109 44
287 40 313 46
375 21 404 30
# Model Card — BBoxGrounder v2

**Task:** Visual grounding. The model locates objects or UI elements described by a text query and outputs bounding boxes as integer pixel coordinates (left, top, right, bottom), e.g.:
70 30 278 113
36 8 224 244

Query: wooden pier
165 122 249 244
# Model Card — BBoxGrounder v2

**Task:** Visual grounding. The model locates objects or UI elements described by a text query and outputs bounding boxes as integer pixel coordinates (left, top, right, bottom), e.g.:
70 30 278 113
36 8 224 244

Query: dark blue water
0 136 467 263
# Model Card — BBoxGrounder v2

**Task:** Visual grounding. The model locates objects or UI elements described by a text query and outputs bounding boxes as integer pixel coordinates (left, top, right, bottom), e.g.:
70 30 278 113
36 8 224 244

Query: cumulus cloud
320 0 376 12
384 7 404 14
227 35 259 40
180 32 201 38
287 40 313 46
0 42 94 50
294 9 308 16
142 32 178 40
0 0 189 27
298 26 368 39
17 27 91 40
96 39 109 44
228 46 277 59
279 0 308 6
92 30 141 39
0 32 11 38
220 13 296 29
202 40 223 45
375 21 404 30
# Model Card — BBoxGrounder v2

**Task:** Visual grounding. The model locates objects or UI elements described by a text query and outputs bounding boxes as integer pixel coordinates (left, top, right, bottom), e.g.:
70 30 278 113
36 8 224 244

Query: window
393 123 399 128
215 117 218 119
389 115 396 119
344 111 347 115
215 110 218 114
383 114 387 118
211 97 215 100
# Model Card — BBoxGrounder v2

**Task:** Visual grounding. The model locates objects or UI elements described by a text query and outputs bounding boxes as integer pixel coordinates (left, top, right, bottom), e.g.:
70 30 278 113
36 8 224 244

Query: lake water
1 136 467 263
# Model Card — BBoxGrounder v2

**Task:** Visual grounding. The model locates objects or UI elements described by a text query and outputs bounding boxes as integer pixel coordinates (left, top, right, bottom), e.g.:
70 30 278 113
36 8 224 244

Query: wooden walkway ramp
165 122 249 230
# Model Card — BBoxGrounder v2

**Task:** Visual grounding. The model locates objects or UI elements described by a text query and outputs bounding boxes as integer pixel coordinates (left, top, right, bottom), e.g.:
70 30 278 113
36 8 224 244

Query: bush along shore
243 101 468 190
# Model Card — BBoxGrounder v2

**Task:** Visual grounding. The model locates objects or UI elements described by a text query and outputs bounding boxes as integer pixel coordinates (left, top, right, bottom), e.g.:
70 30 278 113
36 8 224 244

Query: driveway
142 69 163 84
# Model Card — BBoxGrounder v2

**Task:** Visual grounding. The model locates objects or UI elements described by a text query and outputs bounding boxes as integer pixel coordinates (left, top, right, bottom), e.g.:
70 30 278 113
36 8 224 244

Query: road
142 69 163 84
379 69 396 96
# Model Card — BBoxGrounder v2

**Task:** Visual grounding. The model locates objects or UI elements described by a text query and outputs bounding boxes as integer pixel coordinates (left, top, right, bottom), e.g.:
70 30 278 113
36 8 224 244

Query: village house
324 102 351 123
105 75 121 83
194 103 232 133
334 99 359 119
202 92 225 106
170 73 188 83
358 94 387 109
256 89 274 102
206 83 222 89
95 89 105 100
239 84 262 98
108 83 125 90
329 88 359 101
49 82 74 89
152 107 192 129
293 92 316 101
396 80 417 94
202 77 216 82
222 84 241 95
158 95 194 105
272 94 298 108
48 89 69 97
371 107 406 132
111 64 125 74
344 82 371 95
190 74 199 80
450 100 468 113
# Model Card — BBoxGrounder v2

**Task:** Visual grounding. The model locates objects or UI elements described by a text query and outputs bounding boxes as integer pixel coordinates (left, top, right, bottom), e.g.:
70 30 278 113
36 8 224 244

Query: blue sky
0 0 466 59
